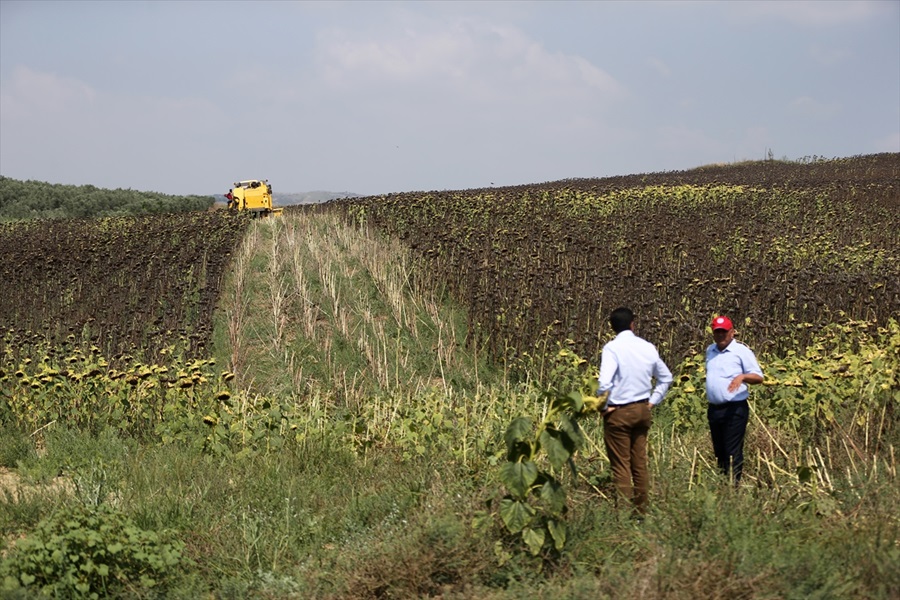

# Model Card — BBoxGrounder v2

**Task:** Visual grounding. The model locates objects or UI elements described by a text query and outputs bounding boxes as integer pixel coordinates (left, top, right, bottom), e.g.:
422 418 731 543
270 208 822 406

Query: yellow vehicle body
224 179 283 217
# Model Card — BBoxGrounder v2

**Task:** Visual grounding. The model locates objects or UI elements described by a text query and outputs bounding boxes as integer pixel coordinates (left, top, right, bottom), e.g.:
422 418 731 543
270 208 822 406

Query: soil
0 466 72 499
0 468 18 494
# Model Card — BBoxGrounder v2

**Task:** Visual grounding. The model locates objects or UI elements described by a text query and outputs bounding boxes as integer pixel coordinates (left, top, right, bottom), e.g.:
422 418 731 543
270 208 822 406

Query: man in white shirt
598 307 673 513
705 315 764 484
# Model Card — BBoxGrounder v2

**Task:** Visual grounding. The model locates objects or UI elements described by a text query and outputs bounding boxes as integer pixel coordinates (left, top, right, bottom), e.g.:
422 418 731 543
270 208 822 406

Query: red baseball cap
711 315 733 331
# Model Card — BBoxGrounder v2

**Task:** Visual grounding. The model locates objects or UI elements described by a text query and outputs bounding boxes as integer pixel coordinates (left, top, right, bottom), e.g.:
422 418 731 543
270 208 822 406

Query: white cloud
314 16 626 105
1 65 226 132
317 20 477 87
0 65 230 191
789 95 841 119
0 66 96 119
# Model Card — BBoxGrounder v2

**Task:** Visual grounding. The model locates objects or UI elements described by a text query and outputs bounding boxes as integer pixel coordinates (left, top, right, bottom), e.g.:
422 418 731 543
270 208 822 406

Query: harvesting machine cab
224 179 283 217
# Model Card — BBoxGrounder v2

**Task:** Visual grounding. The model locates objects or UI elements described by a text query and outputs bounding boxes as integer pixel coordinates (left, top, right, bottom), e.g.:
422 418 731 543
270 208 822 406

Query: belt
609 398 649 407
708 399 748 409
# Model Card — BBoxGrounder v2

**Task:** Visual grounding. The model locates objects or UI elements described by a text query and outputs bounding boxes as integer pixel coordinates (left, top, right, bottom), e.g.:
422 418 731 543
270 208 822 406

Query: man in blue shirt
598 307 672 513
705 315 764 484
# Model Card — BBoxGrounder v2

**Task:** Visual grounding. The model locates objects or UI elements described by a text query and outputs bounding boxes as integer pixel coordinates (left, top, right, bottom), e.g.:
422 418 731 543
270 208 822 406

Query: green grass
0 423 35 469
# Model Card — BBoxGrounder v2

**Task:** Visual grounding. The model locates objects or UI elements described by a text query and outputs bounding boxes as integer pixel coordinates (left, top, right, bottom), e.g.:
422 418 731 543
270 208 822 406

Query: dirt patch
0 467 73 500
0 468 19 494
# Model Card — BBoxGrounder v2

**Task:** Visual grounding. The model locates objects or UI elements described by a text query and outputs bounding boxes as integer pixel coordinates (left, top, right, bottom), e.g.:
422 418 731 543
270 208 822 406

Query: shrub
1 502 189 598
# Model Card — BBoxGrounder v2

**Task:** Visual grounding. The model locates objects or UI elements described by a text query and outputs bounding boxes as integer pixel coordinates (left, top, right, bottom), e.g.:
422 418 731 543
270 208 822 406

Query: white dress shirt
598 330 673 406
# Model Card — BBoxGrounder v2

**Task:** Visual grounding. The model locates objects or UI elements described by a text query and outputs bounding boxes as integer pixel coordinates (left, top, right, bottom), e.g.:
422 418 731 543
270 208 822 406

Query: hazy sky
1 1 898 196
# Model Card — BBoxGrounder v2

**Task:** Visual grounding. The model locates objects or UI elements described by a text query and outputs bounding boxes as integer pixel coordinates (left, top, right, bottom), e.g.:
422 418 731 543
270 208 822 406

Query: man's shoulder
731 340 757 354
604 330 631 345
631 335 664 359
604 331 644 349
635 335 659 350
620 331 655 347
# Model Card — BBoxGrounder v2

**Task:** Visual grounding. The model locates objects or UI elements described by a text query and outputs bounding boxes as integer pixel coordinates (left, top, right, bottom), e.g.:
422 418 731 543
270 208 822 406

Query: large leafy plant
496 347 600 556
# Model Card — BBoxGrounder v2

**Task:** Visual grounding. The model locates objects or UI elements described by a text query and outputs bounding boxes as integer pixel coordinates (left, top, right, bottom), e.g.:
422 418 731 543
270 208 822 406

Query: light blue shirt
705 340 763 404
598 330 673 406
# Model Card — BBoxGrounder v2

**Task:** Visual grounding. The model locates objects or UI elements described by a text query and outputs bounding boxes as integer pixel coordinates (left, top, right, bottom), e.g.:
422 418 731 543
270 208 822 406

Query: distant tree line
0 176 215 221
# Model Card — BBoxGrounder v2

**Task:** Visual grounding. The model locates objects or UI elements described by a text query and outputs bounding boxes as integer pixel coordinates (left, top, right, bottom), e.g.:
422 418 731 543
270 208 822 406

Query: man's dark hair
609 307 634 333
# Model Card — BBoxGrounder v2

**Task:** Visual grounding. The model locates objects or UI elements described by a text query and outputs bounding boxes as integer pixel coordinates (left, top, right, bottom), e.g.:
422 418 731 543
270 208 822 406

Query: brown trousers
603 402 652 512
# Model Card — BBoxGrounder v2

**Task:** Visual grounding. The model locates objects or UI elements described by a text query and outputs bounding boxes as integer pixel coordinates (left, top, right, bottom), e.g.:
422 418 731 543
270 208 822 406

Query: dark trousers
603 402 652 512
707 400 749 484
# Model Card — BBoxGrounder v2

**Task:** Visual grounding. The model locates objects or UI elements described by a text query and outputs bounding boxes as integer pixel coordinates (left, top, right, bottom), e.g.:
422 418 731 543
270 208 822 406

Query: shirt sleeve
597 346 617 394
649 356 673 406
741 346 764 378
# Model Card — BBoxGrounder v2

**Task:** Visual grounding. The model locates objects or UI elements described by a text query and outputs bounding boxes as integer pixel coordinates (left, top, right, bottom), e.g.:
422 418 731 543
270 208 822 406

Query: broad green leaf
539 429 570 472
557 414 585 451
504 417 533 450
499 498 535 533
500 460 538 498
471 511 493 534
547 519 567 551
522 526 546 555
541 479 567 515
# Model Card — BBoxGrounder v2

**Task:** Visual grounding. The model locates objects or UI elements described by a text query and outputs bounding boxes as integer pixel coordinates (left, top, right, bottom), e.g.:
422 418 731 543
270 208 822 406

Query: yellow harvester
224 179 283 217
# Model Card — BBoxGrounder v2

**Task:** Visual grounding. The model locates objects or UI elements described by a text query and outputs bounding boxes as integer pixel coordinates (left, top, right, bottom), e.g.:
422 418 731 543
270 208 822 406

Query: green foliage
663 351 708 432
0 502 189 598
19 427 136 505
635 469 900 600
0 347 334 461
1 348 228 440
495 369 599 557
756 319 899 438
0 176 214 221
0 422 35 468
507 337 600 391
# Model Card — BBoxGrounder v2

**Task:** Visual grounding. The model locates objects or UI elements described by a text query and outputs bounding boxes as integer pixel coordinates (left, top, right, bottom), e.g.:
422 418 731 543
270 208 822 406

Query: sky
1 1 898 197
